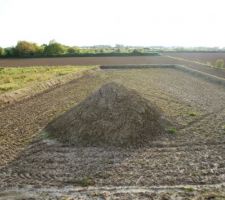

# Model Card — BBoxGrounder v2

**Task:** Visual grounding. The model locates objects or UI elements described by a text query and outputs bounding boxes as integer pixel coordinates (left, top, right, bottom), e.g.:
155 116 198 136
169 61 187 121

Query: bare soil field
0 68 225 199
164 52 225 66
0 56 170 67
1 55 225 79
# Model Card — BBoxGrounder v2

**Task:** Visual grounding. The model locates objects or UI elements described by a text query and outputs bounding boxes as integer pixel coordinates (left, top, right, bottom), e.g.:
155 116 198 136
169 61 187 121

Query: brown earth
0 68 225 199
0 56 170 67
164 52 225 78
1 55 225 79
45 82 164 147
164 52 225 65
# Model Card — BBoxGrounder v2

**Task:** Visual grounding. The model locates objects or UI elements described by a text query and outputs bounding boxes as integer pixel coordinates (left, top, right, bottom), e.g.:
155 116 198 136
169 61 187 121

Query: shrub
44 41 66 56
4 47 16 57
0 47 4 57
67 47 80 54
132 49 142 55
15 41 40 56
215 59 225 68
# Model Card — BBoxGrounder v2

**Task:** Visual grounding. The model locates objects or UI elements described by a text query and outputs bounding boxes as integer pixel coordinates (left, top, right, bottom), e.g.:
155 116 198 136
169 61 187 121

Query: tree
15 41 40 56
67 47 80 54
0 47 4 57
44 41 65 56
114 48 121 53
132 49 142 55
4 47 16 57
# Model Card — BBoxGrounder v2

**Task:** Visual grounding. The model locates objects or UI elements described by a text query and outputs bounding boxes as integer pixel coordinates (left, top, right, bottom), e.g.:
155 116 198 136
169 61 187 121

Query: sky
0 0 225 47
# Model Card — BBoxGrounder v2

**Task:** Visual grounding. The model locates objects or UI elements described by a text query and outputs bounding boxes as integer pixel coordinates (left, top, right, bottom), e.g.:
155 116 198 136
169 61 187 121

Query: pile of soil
45 82 164 147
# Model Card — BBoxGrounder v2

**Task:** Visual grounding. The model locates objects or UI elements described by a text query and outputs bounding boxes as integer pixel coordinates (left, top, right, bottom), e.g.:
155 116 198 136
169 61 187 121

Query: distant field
0 54 224 67
164 52 225 66
0 56 173 67
1 55 225 79
0 66 92 93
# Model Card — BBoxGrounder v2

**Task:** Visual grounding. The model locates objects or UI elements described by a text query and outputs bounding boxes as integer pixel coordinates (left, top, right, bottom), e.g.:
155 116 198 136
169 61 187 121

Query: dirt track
0 68 225 199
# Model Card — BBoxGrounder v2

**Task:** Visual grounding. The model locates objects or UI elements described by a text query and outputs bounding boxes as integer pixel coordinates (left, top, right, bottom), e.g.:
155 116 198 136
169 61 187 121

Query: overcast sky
0 0 225 47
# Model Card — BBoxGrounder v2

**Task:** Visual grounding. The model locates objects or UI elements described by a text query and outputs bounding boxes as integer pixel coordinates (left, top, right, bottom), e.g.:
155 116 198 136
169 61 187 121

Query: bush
15 41 40 56
0 47 4 57
44 42 66 56
4 47 16 57
215 59 225 68
132 49 142 55
67 47 80 54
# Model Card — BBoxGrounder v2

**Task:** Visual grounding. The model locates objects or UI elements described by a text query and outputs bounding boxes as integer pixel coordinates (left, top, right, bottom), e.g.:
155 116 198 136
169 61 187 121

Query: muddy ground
0 68 225 199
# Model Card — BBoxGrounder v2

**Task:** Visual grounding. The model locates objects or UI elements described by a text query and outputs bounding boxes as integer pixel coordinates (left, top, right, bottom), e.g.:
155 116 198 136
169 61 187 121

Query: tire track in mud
178 107 225 130
0 71 106 167
177 107 225 145
1 184 225 200
1 141 225 189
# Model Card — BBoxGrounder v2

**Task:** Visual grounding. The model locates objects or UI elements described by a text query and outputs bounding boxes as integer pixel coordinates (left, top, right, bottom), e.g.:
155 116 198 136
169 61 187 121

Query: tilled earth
0 68 225 199
1 55 225 79
164 52 225 65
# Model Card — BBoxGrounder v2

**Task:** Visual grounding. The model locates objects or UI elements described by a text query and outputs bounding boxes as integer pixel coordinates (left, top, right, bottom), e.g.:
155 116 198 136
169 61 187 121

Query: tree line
0 40 159 58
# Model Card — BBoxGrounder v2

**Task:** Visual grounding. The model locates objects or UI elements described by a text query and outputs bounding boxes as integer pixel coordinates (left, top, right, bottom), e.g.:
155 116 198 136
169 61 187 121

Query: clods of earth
0 68 225 199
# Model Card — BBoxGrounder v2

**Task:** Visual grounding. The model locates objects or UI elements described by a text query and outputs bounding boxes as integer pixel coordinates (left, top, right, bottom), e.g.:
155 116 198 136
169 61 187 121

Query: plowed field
0 68 225 199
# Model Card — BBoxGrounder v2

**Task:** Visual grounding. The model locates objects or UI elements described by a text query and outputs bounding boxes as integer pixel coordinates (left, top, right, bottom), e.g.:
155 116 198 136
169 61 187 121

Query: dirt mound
45 82 164 147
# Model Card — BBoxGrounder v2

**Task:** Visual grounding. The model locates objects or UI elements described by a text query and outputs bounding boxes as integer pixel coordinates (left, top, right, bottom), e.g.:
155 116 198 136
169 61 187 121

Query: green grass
65 176 95 187
0 66 94 93
184 187 194 192
188 111 198 117
167 127 177 134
